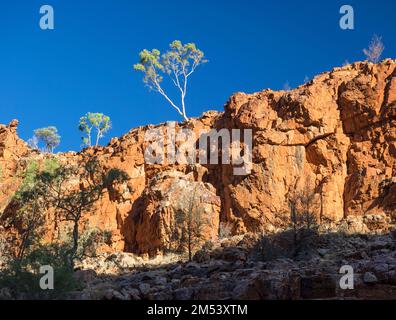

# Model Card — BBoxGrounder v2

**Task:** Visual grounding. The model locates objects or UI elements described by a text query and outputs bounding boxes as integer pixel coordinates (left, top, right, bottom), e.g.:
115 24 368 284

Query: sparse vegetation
78 112 111 147
288 187 319 258
1 155 129 271
363 34 384 63
254 233 283 261
253 183 320 262
172 186 211 261
3 158 59 261
219 222 233 240
59 224 113 259
134 40 207 121
33 156 129 262
0 243 80 299
33 127 61 153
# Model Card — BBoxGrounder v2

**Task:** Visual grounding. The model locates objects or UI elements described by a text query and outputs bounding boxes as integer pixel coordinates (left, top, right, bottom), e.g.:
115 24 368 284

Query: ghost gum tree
134 41 207 121
33 127 61 153
78 112 111 147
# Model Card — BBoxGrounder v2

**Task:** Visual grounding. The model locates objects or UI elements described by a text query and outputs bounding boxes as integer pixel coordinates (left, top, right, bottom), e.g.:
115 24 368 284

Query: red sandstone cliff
0 60 395 256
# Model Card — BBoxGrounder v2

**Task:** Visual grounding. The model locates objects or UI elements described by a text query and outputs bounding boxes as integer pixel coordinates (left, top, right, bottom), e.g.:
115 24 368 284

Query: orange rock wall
1 60 395 254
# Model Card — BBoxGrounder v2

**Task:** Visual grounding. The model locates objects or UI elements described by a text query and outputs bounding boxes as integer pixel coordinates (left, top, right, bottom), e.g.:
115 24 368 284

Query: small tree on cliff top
363 34 384 63
78 112 111 147
134 40 208 121
33 126 61 153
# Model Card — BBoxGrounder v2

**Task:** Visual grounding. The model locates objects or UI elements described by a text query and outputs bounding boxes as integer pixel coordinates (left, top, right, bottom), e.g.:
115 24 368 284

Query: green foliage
43 157 60 174
0 244 81 299
0 157 128 299
33 126 61 153
134 49 164 83
15 160 40 199
78 112 112 147
133 40 207 121
15 158 59 199
3 158 61 260
60 225 113 259
33 156 129 260
103 168 130 188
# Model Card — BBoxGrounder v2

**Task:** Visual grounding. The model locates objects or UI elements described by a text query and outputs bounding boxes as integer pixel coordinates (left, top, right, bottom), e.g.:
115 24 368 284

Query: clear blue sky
1 0 395 151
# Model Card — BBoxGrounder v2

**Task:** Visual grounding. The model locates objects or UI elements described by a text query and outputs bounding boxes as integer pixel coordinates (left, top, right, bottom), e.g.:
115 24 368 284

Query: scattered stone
138 283 151 296
363 272 378 284
173 288 194 300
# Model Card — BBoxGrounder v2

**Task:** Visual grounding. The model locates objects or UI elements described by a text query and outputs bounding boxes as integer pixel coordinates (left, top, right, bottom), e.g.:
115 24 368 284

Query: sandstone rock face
0 60 395 255
0 120 29 213
218 59 396 233
125 170 221 255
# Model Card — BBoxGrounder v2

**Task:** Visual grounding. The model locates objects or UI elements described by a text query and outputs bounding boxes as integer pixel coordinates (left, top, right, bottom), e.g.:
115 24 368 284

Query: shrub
219 222 233 240
253 233 284 261
0 244 81 300
289 206 319 258
0 231 12 268
363 34 384 63
287 185 320 258
171 186 212 261
27 136 39 150
59 224 112 259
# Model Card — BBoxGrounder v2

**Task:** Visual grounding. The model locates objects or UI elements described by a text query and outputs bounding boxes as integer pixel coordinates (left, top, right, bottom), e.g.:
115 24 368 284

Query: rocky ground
68 231 396 300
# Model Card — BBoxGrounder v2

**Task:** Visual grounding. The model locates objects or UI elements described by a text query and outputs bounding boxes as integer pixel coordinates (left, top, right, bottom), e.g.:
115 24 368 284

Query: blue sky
0 0 395 151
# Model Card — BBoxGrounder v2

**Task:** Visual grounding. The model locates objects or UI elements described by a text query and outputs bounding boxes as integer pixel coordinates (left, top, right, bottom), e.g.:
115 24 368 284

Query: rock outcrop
0 60 395 255
125 170 221 255
0 120 29 213
219 59 396 234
